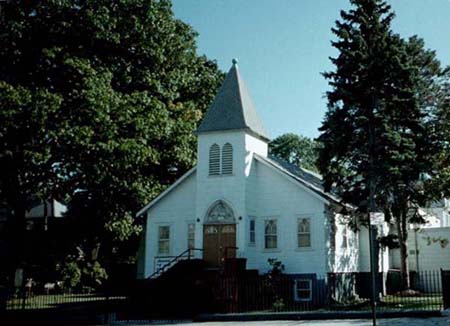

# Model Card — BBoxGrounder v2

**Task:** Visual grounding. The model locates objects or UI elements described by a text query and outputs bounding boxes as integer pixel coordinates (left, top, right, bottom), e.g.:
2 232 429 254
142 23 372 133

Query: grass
6 293 127 310
319 293 442 312
379 293 442 311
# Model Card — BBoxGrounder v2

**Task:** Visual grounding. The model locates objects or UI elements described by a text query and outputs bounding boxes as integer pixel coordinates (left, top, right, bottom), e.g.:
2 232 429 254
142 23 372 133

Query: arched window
204 200 235 224
221 143 233 175
209 144 220 176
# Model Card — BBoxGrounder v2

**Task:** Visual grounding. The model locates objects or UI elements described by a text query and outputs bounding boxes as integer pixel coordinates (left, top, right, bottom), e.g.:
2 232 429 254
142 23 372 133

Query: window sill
294 298 312 302
262 248 281 253
208 174 235 178
295 247 314 252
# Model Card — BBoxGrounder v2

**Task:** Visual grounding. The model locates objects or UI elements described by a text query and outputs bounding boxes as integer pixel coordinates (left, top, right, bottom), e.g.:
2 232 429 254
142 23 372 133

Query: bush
82 261 108 292
60 260 82 290
58 259 108 292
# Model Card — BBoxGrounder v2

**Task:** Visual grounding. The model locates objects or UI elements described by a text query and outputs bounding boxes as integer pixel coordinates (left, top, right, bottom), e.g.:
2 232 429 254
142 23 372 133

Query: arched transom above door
204 200 235 224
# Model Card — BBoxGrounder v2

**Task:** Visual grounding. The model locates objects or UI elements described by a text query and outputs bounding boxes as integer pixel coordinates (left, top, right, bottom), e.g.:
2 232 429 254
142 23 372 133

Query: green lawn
6 293 126 310
324 294 442 312
379 294 442 311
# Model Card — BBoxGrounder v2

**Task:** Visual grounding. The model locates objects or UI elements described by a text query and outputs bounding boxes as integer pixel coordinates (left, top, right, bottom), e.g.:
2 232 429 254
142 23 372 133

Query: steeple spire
196 60 269 141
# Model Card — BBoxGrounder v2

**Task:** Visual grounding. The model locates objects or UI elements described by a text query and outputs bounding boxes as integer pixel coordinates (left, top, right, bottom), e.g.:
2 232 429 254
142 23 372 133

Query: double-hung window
158 225 170 255
294 279 312 301
187 223 195 249
249 218 256 245
297 218 311 248
264 219 277 249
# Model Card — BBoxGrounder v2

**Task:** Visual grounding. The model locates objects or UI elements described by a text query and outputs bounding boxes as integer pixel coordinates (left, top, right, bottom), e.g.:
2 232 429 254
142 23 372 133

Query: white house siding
358 224 390 273
244 159 329 275
25 199 67 218
142 171 197 278
390 227 450 272
195 131 249 254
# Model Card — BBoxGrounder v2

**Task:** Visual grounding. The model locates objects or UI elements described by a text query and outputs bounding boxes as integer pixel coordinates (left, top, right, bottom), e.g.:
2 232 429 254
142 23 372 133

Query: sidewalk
115 317 450 325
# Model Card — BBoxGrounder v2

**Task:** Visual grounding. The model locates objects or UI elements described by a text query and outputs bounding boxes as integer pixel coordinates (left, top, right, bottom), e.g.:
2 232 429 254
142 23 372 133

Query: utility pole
368 96 378 326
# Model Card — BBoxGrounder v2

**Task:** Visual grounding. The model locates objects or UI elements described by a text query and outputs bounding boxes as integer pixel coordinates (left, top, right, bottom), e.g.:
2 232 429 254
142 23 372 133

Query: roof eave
135 167 197 217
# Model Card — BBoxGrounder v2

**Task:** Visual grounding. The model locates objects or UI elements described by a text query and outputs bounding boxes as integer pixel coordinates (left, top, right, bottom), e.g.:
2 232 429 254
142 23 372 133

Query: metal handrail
224 246 239 260
150 248 203 279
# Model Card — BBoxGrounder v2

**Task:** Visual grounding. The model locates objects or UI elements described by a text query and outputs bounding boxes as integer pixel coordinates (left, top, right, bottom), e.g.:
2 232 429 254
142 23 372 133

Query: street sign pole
368 214 377 326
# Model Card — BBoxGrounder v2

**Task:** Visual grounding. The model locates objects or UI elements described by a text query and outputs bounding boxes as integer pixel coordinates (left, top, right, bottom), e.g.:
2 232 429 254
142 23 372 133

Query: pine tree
319 0 443 289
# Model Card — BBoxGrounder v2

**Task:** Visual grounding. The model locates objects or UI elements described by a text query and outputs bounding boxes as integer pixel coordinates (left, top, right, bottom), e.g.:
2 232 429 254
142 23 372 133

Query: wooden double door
203 224 236 267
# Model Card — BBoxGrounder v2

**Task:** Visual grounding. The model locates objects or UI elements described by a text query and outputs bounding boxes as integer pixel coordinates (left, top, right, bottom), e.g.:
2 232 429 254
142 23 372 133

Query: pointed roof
196 59 270 141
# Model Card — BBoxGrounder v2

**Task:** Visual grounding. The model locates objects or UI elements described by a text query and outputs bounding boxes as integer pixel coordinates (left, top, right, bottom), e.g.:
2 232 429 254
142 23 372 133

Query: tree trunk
6 202 27 274
396 210 411 290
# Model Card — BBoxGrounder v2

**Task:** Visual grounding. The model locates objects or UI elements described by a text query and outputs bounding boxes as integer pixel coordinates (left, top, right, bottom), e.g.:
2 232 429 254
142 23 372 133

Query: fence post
441 269 450 310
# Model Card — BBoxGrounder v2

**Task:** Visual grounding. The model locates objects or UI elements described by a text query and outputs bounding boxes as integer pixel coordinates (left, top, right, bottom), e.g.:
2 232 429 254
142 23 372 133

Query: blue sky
172 0 450 139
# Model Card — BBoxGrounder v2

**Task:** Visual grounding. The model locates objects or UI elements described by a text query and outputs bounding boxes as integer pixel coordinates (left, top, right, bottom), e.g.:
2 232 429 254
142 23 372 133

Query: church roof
254 154 346 206
196 60 270 141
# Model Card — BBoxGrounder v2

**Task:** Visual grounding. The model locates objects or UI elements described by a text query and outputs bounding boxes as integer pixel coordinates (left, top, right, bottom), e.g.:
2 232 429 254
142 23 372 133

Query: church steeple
196 59 269 141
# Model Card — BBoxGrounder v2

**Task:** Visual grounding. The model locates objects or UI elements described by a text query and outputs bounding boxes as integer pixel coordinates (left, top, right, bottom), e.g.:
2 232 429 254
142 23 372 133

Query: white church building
136 60 387 285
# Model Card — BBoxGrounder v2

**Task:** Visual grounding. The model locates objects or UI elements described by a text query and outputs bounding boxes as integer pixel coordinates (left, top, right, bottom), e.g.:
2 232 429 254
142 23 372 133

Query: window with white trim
249 218 256 245
221 143 233 175
297 218 311 248
264 219 277 249
158 225 170 255
209 144 220 176
294 279 312 301
187 223 195 249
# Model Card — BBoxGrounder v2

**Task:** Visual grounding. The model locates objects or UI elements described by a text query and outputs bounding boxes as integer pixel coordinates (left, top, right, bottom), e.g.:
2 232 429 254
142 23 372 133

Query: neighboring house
136 61 387 301
389 199 450 273
24 198 68 231
422 198 450 228
0 198 68 262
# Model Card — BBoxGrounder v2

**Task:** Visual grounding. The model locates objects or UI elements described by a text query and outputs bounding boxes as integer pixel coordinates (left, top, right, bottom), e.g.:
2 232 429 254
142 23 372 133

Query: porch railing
150 248 203 279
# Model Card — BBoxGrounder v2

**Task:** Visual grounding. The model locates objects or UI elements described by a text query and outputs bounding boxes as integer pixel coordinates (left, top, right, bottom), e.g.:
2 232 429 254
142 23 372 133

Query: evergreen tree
0 0 223 271
318 0 443 289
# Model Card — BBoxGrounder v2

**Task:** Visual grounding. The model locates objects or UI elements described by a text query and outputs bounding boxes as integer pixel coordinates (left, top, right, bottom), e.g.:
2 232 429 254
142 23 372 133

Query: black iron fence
3 289 127 311
214 271 444 313
442 269 450 310
2 270 446 316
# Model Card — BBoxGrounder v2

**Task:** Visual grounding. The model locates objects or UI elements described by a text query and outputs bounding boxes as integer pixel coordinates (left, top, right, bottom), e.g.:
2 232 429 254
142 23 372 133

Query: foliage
425 70 450 199
81 261 108 293
272 298 285 312
267 258 285 277
378 234 399 249
0 0 223 267
58 258 108 292
265 259 286 311
59 260 82 290
269 133 320 172
318 0 445 289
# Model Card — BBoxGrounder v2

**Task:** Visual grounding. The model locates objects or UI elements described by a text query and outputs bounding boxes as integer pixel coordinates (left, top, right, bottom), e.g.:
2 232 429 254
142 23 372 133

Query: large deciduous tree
0 0 223 271
318 0 443 289
269 133 320 172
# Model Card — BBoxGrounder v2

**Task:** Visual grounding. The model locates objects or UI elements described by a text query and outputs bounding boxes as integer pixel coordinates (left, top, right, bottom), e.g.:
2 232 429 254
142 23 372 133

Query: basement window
294 279 312 302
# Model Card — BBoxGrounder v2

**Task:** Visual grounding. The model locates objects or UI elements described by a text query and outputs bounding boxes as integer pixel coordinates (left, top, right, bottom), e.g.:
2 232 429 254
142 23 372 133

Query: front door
203 224 236 267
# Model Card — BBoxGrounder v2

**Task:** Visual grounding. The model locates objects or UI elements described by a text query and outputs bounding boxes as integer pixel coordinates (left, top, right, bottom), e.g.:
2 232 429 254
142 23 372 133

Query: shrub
60 261 82 290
